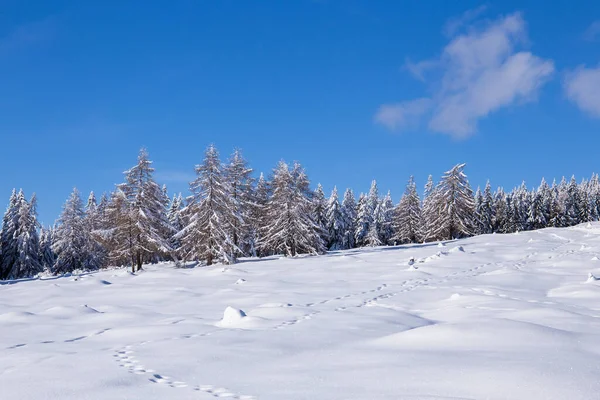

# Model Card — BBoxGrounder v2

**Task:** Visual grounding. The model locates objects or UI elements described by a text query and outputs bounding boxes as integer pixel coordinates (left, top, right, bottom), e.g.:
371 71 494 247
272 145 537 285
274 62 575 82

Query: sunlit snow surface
3 224 600 399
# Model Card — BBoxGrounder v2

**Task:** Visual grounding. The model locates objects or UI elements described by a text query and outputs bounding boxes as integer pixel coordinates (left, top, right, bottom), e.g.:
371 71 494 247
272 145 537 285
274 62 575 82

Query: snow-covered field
3 225 600 400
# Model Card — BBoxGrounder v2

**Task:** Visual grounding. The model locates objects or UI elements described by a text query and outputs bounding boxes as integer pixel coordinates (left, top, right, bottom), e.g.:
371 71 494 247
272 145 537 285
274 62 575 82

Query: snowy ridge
3 224 600 399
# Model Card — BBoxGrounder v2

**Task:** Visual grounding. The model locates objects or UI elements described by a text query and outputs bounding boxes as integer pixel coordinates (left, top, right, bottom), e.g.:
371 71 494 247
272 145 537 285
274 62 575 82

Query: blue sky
1 0 600 225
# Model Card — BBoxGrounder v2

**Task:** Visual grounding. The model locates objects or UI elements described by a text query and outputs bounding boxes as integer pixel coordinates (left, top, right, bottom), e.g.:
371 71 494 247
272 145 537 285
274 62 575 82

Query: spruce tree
378 191 395 245
260 161 325 257
53 188 97 274
0 189 19 279
224 149 254 256
393 176 423 244
354 193 369 247
39 227 56 273
421 175 439 241
325 187 344 250
312 184 329 246
340 188 357 250
250 173 270 256
105 149 173 272
178 145 239 266
430 163 475 240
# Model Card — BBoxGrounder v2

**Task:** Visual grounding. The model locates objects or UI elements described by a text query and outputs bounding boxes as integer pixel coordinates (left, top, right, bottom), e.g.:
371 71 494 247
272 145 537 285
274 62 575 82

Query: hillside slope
2 224 600 399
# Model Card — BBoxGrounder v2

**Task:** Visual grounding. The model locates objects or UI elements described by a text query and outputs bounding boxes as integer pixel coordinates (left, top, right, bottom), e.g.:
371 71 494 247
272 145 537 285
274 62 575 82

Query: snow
3 224 600 399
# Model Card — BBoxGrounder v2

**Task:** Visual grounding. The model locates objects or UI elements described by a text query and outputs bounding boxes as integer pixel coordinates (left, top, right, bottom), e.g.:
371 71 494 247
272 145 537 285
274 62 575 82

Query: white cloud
376 12 554 139
374 98 432 130
443 5 489 37
583 20 600 41
404 58 438 82
564 65 600 117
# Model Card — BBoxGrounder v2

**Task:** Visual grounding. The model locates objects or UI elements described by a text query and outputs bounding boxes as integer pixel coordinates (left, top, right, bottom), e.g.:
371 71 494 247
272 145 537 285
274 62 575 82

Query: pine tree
84 191 106 269
421 175 438 241
367 180 380 242
354 193 369 247
528 178 549 230
430 163 475 240
378 191 395 245
325 187 344 250
474 187 484 235
260 161 325 257
0 189 19 280
52 188 98 274
564 176 581 226
393 176 423 244
312 184 329 246
39 227 56 273
167 194 184 254
104 149 173 272
340 188 357 249
493 188 508 233
250 173 270 256
178 145 239 266
3 192 44 279
480 180 494 234
224 149 254 256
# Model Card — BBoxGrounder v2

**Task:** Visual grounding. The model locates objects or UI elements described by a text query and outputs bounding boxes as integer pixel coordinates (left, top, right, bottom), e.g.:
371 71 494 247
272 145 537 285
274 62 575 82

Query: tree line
1 145 598 280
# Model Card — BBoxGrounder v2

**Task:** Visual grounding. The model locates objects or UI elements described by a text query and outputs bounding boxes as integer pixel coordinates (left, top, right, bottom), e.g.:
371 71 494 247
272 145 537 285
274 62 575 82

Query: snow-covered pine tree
106 149 173 272
512 182 530 232
178 145 239 266
167 194 184 254
430 163 475 240
392 176 423 244
589 174 600 221
340 188 357 250
474 187 484 235
528 178 549 230
491 188 506 233
325 187 344 250
367 180 381 244
377 191 395 245
52 188 98 274
84 191 106 269
578 178 591 223
421 175 439 241
312 184 329 246
0 189 19 280
480 180 494 234
354 193 369 247
564 176 581 227
250 173 270 256
39 227 56 273
548 181 564 228
224 149 254 256
6 192 43 279
260 161 325 257
365 222 382 247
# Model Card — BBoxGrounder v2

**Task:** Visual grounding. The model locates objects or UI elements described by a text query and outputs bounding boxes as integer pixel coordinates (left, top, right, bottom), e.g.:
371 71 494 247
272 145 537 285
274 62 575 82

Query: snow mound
448 293 462 301
407 257 415 266
586 273 600 283
0 311 35 322
587 222 593 229
437 242 446 248
235 278 246 285
592 256 599 261
217 306 247 327
449 245 465 253
41 305 101 318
